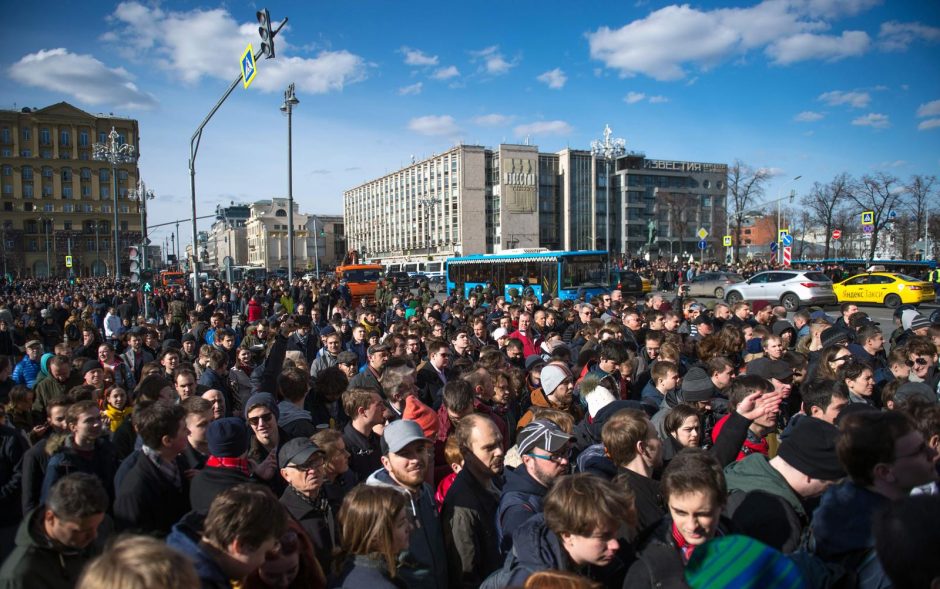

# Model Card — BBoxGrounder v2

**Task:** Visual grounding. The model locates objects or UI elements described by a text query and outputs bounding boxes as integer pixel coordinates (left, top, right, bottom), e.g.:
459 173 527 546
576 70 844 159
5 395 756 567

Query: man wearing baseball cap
11 341 43 389
724 416 845 553
278 438 335 573
365 419 447 589
496 419 574 553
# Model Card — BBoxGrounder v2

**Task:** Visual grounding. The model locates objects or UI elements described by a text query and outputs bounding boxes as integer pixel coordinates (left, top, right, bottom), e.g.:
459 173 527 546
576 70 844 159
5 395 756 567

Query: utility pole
281 83 299 282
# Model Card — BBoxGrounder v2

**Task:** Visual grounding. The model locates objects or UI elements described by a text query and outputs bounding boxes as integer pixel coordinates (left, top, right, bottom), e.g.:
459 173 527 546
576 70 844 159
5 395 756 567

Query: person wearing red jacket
509 312 541 358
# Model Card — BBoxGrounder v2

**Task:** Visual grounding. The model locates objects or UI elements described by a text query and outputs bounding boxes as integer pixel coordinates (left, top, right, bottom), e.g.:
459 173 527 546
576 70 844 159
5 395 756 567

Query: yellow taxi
832 271 935 308
641 276 652 293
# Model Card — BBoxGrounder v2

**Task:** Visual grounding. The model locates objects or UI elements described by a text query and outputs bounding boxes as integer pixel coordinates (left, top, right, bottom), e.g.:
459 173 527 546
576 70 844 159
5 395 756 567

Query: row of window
1 200 128 214
1 126 128 148
2 184 130 199
2 165 128 181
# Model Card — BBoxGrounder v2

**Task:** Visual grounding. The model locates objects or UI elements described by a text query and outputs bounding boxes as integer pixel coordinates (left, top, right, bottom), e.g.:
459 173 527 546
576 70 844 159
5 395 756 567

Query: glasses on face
526 448 571 464
290 458 326 472
247 412 274 426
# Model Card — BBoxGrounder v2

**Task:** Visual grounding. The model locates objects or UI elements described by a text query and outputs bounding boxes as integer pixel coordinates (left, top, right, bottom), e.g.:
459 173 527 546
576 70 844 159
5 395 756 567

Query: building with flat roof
246 198 309 271
0 102 142 278
343 143 727 265
206 203 251 270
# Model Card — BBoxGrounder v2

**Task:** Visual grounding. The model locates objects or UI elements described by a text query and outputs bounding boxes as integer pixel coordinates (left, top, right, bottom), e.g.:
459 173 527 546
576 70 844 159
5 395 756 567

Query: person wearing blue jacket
10 341 42 389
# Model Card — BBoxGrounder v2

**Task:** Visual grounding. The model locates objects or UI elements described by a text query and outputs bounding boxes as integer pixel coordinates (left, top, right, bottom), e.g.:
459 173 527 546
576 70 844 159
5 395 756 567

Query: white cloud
401 47 439 66
767 30 870 64
757 166 785 177
880 160 907 168
794 110 825 122
852 113 890 128
818 90 870 108
473 114 513 126
648 95 670 103
408 115 460 136
919 119 940 131
586 1 875 81
8 48 158 110
878 21 940 52
432 66 460 80
471 46 516 75
398 82 423 96
536 68 567 89
624 92 646 104
101 2 367 94
514 120 573 137
916 100 940 118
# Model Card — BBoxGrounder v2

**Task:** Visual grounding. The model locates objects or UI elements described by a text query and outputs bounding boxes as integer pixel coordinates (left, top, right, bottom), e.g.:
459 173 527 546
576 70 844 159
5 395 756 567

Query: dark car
386 271 412 289
610 270 645 296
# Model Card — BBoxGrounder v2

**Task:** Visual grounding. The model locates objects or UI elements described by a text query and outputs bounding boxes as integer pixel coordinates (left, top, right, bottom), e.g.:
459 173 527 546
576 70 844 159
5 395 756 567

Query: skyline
3 0 939 250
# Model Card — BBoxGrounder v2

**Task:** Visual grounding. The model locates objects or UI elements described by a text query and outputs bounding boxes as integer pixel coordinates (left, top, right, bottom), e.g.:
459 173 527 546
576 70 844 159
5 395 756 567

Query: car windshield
725 274 745 282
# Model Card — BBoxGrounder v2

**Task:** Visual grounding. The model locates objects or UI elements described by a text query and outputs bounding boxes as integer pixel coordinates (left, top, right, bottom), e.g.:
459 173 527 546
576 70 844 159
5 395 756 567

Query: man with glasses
810 410 938 586
563 303 594 344
244 393 284 496
497 419 574 553
906 337 939 391
278 437 335 574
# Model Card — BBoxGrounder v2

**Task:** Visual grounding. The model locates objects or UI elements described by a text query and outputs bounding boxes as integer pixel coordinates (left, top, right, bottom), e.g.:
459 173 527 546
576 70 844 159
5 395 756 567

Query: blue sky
3 0 939 249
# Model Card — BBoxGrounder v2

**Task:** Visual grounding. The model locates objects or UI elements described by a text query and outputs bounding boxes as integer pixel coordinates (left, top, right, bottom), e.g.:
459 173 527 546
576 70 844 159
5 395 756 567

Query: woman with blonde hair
76 535 199 589
331 484 414 588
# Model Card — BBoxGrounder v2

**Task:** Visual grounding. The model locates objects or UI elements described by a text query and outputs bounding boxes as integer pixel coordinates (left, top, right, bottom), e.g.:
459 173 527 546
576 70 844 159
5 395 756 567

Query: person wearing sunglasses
906 337 940 391
245 392 286 496
277 438 335 575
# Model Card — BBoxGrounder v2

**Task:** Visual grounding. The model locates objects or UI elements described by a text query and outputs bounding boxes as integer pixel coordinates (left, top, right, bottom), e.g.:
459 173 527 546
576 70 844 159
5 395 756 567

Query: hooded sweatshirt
365 468 448 589
496 466 549 554
277 400 316 439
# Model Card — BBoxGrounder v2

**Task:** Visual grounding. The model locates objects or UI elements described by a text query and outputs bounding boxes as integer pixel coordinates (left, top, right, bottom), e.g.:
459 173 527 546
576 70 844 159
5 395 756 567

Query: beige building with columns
246 198 309 270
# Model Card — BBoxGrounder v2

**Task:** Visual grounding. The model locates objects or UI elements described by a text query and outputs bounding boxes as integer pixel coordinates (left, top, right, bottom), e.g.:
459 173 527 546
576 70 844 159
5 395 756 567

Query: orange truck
334 264 384 307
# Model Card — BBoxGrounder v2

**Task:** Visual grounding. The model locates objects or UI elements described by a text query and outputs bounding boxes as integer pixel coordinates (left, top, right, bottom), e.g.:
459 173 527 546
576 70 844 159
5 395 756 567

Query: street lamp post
94 221 100 276
93 127 136 282
40 217 51 278
129 180 155 273
591 125 626 256
767 175 802 256
280 83 299 283
418 196 438 256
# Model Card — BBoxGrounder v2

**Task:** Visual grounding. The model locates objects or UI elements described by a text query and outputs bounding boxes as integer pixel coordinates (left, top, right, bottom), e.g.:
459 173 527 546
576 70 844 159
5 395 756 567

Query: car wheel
726 291 741 305
714 287 724 299
781 294 800 311
884 294 902 309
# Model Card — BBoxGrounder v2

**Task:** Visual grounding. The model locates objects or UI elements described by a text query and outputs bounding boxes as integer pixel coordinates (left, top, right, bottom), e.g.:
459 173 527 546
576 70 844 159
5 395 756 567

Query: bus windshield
561 255 608 288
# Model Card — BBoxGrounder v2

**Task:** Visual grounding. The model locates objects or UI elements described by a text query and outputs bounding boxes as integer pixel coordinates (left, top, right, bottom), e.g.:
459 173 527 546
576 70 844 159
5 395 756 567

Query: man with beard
442 414 505 588
496 419 574 553
366 419 448 589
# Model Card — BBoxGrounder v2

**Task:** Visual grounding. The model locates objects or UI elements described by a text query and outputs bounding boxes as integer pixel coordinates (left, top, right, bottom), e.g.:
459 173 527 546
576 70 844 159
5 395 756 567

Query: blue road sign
888 210 898 220
781 233 793 247
241 44 257 89
698 240 708 250
770 242 779 252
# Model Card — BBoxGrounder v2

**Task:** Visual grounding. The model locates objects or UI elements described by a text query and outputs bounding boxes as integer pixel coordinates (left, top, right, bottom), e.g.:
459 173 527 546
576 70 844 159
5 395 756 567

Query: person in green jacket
0 472 112 589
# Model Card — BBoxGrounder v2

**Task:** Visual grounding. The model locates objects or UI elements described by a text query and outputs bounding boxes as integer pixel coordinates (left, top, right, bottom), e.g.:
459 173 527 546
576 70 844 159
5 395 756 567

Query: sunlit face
658 370 679 393
845 368 875 398
49 405 69 432
548 379 574 408
909 354 935 379
382 440 431 491
328 438 351 477
186 411 212 446
674 415 701 448
464 420 505 479
237 348 252 365
391 507 415 554
202 390 225 420
561 523 621 567
107 387 127 410
764 337 784 360
280 453 327 496
663 316 680 332
84 368 103 389
161 352 180 373
248 406 276 444
176 374 196 400
70 408 103 443
668 491 722 546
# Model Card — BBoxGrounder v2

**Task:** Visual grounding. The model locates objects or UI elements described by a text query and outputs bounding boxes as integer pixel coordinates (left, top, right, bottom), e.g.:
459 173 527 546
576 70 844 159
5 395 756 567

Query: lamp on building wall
93 126 136 282
280 83 299 281
591 125 626 256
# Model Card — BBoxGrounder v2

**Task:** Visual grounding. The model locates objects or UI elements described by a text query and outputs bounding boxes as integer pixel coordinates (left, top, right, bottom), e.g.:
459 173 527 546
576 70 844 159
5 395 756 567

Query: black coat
114 452 190 537
0 425 28 527
441 470 502 589
17 437 50 516
189 466 253 515
280 487 336 575
616 467 665 538
415 362 450 408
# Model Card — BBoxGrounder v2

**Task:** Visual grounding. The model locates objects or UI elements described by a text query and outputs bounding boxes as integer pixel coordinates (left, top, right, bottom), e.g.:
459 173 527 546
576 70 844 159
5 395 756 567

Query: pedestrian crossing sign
723 235 732 247
861 211 874 225
65 255 72 268
241 44 257 89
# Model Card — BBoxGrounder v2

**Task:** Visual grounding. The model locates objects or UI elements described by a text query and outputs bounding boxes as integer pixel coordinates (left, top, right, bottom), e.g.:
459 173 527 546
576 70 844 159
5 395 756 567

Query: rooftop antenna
524 135 530 146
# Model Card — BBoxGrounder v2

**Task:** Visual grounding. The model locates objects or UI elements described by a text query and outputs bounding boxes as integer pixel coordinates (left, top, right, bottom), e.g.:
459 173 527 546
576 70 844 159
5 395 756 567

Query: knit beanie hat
901 309 920 331
540 364 569 396
581 375 617 418
403 395 439 439
207 417 250 458
244 392 280 421
910 315 931 332
680 367 715 402
777 416 845 480
684 535 804 588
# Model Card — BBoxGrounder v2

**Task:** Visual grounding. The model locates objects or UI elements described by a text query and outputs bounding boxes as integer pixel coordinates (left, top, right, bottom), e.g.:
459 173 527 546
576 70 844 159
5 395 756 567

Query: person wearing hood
496 419 575 554
651 367 714 464
806 410 938 587
486 474 632 588
364 419 448 589
724 416 845 553
276 367 316 440
167 483 287 589
0 473 112 589
516 364 582 432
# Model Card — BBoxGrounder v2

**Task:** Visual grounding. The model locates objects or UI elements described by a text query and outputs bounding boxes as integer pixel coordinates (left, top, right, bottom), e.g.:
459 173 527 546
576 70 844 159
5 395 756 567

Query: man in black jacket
278 437 335 574
114 401 191 536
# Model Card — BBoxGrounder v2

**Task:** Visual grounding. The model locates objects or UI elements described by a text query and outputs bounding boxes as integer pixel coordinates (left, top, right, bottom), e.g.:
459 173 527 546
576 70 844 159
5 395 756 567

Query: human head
802 380 849 424
454 414 504 481
336 484 413 579
201 389 226 420
66 400 103 445
134 401 188 455
43 473 109 550
543 474 634 567
312 428 350 480
873 495 940 589
665 405 702 449
661 449 727 546
518 419 575 488
603 408 662 470
76 535 199 589
278 438 328 498
380 419 432 492
181 396 213 449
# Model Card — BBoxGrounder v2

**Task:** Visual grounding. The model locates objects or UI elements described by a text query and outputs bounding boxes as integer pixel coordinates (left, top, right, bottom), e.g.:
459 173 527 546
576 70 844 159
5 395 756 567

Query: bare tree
656 191 693 255
727 161 770 263
801 173 851 258
906 175 937 252
848 173 906 262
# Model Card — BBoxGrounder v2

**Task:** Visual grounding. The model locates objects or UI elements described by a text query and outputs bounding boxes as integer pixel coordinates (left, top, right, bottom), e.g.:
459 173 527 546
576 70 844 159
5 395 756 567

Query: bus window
561 255 607 288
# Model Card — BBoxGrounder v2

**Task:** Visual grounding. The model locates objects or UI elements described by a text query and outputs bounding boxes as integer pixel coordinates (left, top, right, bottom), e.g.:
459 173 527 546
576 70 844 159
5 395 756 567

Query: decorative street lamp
280 83 299 282
129 180 155 273
93 127 136 281
591 125 626 254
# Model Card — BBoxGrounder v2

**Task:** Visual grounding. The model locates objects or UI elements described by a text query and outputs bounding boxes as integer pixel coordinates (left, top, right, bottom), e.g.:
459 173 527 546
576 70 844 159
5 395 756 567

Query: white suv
724 270 837 311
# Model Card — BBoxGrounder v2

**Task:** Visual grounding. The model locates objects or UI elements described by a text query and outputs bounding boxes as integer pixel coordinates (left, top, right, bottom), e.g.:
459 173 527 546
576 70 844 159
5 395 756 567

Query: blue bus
445 249 609 302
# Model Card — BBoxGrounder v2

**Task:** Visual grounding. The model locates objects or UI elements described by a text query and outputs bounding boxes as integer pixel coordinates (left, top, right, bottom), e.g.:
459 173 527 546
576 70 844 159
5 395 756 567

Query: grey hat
539 364 570 396
517 419 575 455
278 437 325 469
680 367 715 402
381 419 429 455
24 340 43 350
821 327 850 349
911 315 931 332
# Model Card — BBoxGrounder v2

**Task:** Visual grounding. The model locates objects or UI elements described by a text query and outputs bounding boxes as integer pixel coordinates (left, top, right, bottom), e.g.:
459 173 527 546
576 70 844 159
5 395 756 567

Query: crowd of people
0 272 938 589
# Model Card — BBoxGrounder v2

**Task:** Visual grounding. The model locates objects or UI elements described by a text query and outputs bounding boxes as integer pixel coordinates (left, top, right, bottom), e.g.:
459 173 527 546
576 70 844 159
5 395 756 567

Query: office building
246 198 309 270
206 203 251 270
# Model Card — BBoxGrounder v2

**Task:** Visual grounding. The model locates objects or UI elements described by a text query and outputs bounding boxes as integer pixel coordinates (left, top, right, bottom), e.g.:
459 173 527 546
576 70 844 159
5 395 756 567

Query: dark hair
602 409 650 466
597 340 628 364
661 448 727 506
802 380 848 414
278 366 309 403
203 484 287 552
134 374 172 403
47 472 109 519
664 404 701 438
134 401 186 450
727 374 773 409
874 495 940 589
837 411 914 486
442 380 474 413
181 396 212 416
543 474 633 537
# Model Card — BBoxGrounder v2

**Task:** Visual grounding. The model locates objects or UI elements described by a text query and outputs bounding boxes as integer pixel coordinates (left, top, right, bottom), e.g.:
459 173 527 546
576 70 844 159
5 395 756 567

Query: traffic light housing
128 245 141 283
257 9 275 59
141 269 154 293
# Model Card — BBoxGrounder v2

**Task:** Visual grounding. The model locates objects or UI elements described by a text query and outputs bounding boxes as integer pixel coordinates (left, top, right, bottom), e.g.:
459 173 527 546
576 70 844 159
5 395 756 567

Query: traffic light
257 9 275 59
128 245 141 283
141 269 154 293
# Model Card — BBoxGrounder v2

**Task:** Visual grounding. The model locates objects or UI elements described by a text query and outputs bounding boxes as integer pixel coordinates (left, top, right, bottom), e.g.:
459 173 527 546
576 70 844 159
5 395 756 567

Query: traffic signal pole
188 9 286 305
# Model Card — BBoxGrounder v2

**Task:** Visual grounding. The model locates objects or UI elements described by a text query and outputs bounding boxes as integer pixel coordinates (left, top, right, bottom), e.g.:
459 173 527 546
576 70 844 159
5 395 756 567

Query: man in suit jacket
416 339 453 409
120 329 155 384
